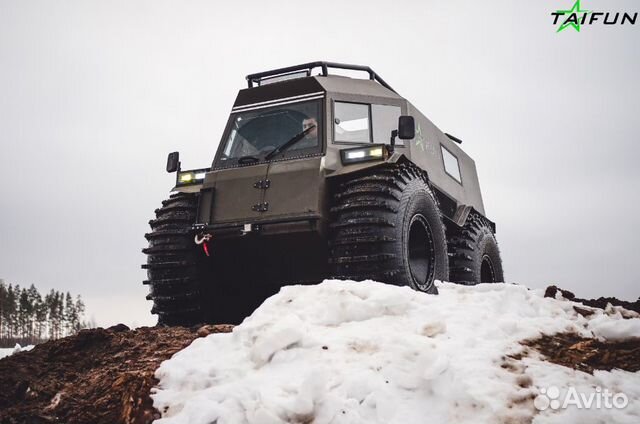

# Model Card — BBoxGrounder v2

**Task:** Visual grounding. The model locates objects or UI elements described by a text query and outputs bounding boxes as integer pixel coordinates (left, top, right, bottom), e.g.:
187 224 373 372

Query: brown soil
0 324 232 424
523 332 640 374
515 286 640 374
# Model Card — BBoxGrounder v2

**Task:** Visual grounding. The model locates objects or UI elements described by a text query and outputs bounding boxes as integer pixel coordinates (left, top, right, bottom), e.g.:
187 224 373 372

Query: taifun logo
551 0 637 32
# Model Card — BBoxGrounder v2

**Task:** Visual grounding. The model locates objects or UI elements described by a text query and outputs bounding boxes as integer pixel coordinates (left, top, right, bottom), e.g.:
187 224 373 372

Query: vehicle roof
316 75 402 100
232 75 402 109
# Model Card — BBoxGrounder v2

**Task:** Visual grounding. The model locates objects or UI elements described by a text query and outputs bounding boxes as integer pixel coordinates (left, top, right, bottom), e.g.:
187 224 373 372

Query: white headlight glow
342 146 386 164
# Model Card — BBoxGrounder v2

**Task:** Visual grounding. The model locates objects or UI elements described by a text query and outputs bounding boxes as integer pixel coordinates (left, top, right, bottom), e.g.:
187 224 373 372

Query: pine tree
18 288 31 340
64 292 76 337
0 280 6 339
26 285 39 342
74 295 85 333
34 291 47 341
0 283 87 346
47 289 58 339
6 285 17 339
56 291 64 338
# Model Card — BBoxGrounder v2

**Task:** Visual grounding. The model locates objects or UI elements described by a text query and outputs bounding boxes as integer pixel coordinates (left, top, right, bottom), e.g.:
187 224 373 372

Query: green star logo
556 0 590 32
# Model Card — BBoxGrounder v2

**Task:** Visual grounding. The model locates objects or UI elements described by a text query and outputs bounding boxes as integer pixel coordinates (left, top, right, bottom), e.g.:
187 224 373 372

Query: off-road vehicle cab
143 62 503 325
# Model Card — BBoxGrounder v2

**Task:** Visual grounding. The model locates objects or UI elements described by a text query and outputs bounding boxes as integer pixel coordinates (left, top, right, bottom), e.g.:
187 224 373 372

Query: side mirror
166 151 180 173
398 116 415 140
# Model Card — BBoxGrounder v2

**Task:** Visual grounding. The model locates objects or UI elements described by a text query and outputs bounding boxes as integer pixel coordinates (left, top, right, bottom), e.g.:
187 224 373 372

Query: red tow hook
194 233 213 257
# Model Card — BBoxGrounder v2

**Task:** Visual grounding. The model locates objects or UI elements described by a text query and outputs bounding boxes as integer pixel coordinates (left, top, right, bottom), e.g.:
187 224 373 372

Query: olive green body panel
177 70 490 233
263 157 325 220
204 165 268 223
404 102 486 216
195 158 325 232
314 75 486 217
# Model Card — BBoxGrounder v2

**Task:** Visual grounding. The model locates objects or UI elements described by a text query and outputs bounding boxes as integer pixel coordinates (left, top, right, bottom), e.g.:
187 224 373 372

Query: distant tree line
0 279 89 348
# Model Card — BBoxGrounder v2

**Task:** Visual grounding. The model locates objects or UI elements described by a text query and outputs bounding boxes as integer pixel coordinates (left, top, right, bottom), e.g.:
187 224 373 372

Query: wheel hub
480 255 496 283
408 214 436 291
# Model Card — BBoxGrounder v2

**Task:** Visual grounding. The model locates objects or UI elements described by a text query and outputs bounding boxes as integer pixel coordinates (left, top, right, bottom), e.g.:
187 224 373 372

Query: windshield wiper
264 125 315 161
237 155 260 164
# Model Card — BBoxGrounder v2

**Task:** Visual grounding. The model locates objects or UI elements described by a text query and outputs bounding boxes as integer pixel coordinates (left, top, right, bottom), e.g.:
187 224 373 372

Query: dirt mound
0 324 232 424
544 285 640 314
522 332 640 374
513 286 640 374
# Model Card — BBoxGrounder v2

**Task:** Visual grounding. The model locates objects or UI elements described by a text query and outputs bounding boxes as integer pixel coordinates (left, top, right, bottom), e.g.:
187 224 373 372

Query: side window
334 102 370 143
372 105 402 145
441 145 462 184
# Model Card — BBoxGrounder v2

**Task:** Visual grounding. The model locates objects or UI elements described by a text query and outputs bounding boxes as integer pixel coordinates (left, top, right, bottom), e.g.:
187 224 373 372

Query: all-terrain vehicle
143 62 504 325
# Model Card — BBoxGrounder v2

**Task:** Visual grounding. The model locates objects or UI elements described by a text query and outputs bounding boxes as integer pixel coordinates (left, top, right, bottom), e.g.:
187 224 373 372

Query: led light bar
258 70 310 86
176 168 209 186
340 145 387 165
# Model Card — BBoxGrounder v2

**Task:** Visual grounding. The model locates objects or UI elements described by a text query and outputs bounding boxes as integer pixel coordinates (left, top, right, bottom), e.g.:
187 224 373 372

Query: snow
587 312 640 340
0 343 35 360
153 281 640 424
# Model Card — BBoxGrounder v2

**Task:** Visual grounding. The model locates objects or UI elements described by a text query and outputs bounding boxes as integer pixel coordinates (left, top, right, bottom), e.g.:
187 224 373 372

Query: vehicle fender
325 152 428 179
170 184 203 194
324 153 497 233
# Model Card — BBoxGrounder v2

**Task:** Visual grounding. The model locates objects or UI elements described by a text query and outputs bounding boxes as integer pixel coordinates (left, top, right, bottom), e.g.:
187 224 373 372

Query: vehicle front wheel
329 163 449 293
142 192 204 326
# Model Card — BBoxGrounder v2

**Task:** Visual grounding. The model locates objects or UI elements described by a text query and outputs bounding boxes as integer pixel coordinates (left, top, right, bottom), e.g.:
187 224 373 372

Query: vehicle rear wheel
448 213 504 284
142 192 204 326
329 163 449 293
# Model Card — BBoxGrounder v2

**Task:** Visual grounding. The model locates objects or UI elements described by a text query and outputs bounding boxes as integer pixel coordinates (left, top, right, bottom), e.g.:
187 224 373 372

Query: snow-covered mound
152 281 640 424
0 343 34 360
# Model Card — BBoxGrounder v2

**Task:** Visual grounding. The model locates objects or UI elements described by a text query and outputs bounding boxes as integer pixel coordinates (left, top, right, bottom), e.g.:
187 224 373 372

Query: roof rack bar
246 61 397 94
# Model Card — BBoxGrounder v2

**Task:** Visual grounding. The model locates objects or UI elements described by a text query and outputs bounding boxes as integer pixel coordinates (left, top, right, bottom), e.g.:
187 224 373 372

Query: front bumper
192 213 322 239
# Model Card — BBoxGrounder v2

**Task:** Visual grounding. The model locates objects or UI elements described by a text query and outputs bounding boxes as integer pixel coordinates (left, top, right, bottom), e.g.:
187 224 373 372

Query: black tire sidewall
475 227 504 283
396 179 449 293
145 193 204 325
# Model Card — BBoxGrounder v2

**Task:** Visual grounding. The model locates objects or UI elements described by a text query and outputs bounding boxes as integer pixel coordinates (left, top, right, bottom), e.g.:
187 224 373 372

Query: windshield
218 100 322 166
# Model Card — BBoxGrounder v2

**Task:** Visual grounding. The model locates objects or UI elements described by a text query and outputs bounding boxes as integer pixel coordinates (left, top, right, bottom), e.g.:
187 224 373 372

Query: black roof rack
245 61 397 94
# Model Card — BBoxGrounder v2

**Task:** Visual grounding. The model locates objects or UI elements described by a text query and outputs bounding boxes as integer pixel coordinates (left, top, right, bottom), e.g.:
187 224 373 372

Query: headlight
176 169 209 186
340 145 387 165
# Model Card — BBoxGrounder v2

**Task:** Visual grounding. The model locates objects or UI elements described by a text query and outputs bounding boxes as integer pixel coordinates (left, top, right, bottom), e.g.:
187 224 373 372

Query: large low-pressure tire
329 163 449 293
142 192 203 326
447 212 504 284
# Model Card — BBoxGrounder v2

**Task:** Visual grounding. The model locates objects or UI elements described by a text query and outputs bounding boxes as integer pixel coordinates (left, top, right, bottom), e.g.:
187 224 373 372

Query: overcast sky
1 0 638 327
